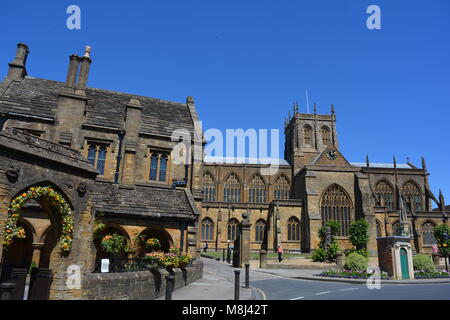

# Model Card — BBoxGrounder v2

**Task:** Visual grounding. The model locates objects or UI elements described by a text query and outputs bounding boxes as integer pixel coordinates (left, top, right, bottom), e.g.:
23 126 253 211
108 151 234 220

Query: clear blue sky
1 0 449 205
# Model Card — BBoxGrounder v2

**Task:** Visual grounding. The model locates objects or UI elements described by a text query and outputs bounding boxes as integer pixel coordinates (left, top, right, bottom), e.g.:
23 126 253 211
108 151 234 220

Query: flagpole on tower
306 89 310 114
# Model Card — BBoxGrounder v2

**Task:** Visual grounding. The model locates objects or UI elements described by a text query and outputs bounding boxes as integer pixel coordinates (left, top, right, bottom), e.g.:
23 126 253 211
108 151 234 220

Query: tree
349 219 369 252
433 224 450 258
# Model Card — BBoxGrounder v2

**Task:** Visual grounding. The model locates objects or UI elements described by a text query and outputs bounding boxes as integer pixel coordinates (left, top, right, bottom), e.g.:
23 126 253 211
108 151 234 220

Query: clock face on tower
327 149 337 160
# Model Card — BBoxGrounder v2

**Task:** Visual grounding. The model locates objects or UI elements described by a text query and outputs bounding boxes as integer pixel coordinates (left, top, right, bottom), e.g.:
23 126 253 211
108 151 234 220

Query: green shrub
344 248 368 257
325 243 339 262
344 252 368 272
413 254 435 273
312 248 326 262
349 219 369 250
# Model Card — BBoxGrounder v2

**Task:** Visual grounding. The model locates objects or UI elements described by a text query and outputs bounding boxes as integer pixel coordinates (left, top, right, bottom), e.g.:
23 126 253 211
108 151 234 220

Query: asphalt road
201 258 450 300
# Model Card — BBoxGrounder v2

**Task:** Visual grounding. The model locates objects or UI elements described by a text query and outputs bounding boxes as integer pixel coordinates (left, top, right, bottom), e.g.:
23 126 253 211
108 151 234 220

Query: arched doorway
137 228 173 254
400 248 410 279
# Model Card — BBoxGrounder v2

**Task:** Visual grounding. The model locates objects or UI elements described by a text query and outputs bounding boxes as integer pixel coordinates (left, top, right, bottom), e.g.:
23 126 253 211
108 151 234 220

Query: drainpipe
171 163 190 189
114 130 125 184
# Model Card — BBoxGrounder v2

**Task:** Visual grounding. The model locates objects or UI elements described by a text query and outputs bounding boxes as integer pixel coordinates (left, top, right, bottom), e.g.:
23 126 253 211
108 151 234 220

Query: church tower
284 103 339 172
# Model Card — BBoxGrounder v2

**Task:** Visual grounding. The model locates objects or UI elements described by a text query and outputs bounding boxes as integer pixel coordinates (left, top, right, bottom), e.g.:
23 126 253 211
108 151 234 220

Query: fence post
0 283 16 300
234 270 240 300
165 275 174 300
245 264 250 288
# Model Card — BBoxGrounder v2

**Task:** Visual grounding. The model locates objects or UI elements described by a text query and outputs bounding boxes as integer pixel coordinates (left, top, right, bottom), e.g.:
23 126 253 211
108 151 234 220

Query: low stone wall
82 260 203 300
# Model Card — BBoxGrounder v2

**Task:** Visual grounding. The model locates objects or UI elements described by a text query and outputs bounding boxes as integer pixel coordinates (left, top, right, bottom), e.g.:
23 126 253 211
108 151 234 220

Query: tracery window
320 184 352 237
274 176 290 200
87 142 108 175
224 173 241 203
203 173 216 202
149 151 169 182
303 125 313 145
402 181 422 211
228 218 239 241
255 219 266 242
321 126 331 146
249 175 266 203
201 218 214 241
288 217 300 241
422 222 437 245
375 180 395 211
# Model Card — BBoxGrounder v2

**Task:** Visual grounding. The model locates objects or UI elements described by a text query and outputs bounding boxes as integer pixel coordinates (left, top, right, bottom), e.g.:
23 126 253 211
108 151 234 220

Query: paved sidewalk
158 258 254 300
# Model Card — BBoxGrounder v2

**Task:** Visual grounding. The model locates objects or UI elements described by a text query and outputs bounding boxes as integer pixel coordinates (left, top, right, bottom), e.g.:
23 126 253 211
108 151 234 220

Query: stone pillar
239 212 252 268
31 243 45 266
336 251 344 269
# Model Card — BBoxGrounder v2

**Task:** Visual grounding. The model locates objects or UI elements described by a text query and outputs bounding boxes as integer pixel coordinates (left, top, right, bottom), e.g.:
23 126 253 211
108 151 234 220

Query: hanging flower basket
3 186 74 253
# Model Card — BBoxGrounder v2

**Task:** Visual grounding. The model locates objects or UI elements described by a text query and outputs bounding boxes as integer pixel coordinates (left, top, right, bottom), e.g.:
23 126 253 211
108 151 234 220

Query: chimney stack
75 46 92 94
65 54 81 88
7 43 29 80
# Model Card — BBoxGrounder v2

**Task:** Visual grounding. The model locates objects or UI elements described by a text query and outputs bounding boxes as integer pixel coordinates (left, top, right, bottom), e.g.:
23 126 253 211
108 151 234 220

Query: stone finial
366 154 370 167
128 98 141 106
393 155 397 167
331 104 335 114
421 156 427 170
186 96 195 104
83 46 92 58
314 103 317 114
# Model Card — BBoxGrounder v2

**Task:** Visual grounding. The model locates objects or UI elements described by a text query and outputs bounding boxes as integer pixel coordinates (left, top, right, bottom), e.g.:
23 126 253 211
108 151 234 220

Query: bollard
0 283 16 301
165 275 174 300
234 270 240 300
227 249 231 263
222 248 226 261
260 250 267 269
245 264 250 288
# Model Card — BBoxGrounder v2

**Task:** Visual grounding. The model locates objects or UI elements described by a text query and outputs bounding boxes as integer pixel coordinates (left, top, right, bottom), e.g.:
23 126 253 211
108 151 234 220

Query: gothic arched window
320 184 352 237
375 180 395 211
223 173 241 203
274 176 290 200
402 181 422 211
228 218 239 241
422 222 437 245
203 173 216 202
255 219 266 242
288 217 300 241
303 125 313 146
201 218 214 241
321 126 331 146
249 175 266 203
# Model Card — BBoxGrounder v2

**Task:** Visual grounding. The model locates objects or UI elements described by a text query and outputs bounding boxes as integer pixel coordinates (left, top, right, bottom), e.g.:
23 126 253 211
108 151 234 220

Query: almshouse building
0 44 202 299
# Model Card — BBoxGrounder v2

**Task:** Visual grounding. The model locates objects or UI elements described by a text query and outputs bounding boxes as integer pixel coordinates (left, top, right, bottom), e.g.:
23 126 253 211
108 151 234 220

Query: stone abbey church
0 43 448 298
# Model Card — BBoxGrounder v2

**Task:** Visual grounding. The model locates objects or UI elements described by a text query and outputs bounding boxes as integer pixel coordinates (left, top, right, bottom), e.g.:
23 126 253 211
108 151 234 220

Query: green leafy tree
433 224 450 257
312 221 341 262
345 219 369 257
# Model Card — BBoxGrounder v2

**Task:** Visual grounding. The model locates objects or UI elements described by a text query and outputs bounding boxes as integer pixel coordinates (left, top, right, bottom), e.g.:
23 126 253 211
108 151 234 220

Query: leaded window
203 173 216 202
228 218 239 241
422 222 437 245
375 180 395 211
249 175 266 203
149 151 170 182
274 176 290 200
224 173 241 203
87 143 108 175
321 126 331 146
320 184 352 237
303 125 312 145
255 219 266 242
402 181 422 211
288 217 300 241
201 218 214 241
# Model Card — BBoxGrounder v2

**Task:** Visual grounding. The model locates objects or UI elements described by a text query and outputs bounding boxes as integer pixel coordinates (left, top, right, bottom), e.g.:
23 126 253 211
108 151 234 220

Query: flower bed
315 270 390 280
414 270 450 279
146 250 193 269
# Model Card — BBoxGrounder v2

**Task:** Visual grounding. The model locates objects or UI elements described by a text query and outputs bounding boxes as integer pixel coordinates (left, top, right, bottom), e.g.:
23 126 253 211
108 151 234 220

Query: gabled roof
0 77 195 137
0 128 97 174
350 162 414 169
310 144 352 167
92 182 199 220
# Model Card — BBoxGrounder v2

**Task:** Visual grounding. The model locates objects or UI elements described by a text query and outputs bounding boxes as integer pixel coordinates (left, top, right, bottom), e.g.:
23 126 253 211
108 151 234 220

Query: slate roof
350 162 414 169
0 128 97 174
0 77 195 137
204 156 290 166
93 182 198 220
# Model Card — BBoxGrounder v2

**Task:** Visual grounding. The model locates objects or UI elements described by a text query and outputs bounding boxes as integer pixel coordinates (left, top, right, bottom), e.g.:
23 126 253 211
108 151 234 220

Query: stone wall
82 260 203 300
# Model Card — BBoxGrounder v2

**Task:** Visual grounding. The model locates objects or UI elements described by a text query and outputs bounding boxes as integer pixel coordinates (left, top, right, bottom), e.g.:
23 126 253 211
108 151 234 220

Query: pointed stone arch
320 184 353 237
